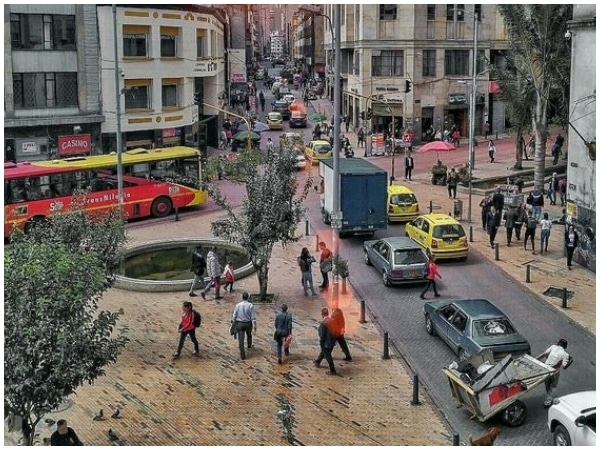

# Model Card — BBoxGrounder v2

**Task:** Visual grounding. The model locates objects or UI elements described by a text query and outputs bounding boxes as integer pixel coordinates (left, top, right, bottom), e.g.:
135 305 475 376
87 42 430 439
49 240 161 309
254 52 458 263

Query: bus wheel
151 197 172 218
24 216 47 234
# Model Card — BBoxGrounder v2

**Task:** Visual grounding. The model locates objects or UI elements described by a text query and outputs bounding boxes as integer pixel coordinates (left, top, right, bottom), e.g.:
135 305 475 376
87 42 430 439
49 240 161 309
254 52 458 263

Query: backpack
527 217 537 229
193 310 202 328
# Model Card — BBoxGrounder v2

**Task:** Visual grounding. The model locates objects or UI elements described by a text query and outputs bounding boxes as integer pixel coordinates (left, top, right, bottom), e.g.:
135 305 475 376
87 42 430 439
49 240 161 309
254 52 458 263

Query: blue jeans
301 271 317 295
540 229 551 252
532 206 542 221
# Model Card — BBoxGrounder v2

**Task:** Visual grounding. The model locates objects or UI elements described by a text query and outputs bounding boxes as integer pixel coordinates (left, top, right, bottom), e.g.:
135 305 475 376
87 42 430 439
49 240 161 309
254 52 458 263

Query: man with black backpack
189 245 206 297
173 301 201 359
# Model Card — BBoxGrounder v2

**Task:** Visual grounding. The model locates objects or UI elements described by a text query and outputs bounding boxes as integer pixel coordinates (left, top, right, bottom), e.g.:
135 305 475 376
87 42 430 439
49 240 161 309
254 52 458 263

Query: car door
573 413 596 445
370 241 387 272
446 310 469 355
433 304 456 344
407 217 423 241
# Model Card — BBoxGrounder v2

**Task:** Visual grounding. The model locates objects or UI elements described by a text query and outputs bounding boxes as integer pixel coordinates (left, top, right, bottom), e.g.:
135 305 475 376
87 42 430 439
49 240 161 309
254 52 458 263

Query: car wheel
364 251 372 266
552 424 571 446
500 400 527 427
425 314 436 336
382 271 392 287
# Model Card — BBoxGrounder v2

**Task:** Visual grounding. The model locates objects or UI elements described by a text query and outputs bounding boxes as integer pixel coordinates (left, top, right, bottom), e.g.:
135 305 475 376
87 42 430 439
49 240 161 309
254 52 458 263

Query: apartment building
4 4 104 162
96 5 226 151
321 4 508 142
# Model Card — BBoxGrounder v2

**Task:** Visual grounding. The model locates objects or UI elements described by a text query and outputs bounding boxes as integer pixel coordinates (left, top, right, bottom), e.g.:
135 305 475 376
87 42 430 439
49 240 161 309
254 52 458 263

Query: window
372 50 404 77
476 50 486 74
10 14 75 50
13 72 77 108
123 25 149 57
444 50 469 76
196 29 206 57
162 84 179 108
379 4 397 21
124 82 151 110
446 4 465 21
160 27 179 57
427 5 436 20
423 49 436 77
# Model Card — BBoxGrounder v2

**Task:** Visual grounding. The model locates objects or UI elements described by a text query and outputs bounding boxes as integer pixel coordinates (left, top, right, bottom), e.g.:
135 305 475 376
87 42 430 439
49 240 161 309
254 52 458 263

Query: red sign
162 128 177 138
489 80 502 94
58 134 91 156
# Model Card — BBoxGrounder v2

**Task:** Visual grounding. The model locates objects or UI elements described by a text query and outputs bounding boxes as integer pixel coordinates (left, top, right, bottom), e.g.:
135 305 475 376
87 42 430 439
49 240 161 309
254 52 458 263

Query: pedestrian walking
447 168 459 199
222 260 235 293
318 241 333 291
537 339 571 407
484 121 490 139
480 196 492 230
329 306 352 361
172 301 200 358
488 140 497 163
189 245 206 297
201 246 223 300
527 188 544 221
297 247 318 296
357 127 365 148
558 178 567 206
551 133 565 165
420 256 442 299
504 206 517 246
523 208 538 254
539 212 553 254
344 115 350 133
451 129 461 148
219 129 228 150
266 137 274 154
513 203 526 241
273 303 292 364
50 419 83 446
404 151 415 181
314 123 322 140
492 187 505 218
259 91 265 112
487 206 501 248
313 308 337 375
565 225 580 270
225 129 233 148
547 173 559 205
232 292 257 360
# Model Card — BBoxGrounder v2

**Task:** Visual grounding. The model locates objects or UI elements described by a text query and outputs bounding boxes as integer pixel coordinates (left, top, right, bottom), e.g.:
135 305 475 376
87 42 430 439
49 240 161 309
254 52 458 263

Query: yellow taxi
405 213 469 261
266 111 283 130
387 184 420 222
304 140 333 165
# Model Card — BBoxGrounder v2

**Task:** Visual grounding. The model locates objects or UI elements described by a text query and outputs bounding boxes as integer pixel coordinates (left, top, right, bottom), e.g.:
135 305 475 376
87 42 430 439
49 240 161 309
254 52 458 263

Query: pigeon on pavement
108 429 120 441
93 409 104 421
111 409 121 419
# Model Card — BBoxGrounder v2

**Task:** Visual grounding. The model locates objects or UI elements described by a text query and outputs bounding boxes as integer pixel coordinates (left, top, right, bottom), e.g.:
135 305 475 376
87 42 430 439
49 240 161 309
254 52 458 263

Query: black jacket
191 251 206 276
318 317 336 349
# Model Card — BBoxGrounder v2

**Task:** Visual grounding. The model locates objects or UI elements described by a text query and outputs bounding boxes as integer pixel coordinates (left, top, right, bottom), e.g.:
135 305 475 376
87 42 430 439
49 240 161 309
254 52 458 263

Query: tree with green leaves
498 5 572 187
209 147 313 301
4 200 129 445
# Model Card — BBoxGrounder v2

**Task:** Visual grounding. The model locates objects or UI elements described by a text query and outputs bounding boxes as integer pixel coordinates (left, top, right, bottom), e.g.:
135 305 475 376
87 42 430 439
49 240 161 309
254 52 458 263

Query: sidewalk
307 97 596 336
5 215 451 446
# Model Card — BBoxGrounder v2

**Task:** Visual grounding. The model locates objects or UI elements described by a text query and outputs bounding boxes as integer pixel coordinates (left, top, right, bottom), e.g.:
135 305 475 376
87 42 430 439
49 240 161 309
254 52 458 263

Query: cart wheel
501 400 527 427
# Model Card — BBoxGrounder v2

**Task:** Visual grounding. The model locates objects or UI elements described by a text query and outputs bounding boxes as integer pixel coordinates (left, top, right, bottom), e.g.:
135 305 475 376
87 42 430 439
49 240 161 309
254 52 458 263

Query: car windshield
472 319 517 338
432 224 465 238
393 248 428 265
314 143 332 154
390 193 417 205
268 113 281 120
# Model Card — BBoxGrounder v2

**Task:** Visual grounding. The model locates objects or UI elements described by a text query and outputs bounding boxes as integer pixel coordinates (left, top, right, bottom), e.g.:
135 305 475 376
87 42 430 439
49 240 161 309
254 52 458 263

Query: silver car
363 237 429 286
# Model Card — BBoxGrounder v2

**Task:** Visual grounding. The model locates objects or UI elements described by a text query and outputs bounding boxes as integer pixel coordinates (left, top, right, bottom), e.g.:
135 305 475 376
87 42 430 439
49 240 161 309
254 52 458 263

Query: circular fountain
114 238 254 292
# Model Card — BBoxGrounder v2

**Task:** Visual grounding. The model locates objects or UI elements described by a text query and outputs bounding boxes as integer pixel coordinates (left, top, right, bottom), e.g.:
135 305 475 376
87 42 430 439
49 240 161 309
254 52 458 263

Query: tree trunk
255 263 269 301
513 126 524 170
533 81 549 190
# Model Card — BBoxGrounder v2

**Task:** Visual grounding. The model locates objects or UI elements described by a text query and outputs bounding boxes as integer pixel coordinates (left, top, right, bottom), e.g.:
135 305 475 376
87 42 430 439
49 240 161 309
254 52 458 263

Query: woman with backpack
173 301 200 359
298 247 317 296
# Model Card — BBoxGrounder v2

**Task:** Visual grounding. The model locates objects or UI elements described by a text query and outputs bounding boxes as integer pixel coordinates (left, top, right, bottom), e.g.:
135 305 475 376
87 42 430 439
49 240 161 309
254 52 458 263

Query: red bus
4 146 207 237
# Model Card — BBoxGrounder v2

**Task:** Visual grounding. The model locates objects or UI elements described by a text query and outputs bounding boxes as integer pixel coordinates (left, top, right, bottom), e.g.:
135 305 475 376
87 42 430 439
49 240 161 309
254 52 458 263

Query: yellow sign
566 201 577 219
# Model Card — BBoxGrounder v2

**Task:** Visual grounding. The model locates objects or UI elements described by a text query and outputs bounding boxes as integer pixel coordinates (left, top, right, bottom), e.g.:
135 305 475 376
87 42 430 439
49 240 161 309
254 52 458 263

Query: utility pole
112 5 124 210
331 4 341 307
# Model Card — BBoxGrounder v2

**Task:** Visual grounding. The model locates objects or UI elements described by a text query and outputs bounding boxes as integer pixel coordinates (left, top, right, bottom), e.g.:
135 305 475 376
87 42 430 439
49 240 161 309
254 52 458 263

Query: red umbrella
417 141 456 153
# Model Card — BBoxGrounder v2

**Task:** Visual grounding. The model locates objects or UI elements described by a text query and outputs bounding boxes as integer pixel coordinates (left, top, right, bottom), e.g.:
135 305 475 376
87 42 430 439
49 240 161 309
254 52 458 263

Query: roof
420 213 460 225
320 158 388 176
383 237 424 250
453 299 504 318
388 184 415 194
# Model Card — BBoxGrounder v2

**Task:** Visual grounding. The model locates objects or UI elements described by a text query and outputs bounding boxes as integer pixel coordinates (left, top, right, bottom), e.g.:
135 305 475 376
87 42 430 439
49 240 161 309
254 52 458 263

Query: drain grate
543 286 574 299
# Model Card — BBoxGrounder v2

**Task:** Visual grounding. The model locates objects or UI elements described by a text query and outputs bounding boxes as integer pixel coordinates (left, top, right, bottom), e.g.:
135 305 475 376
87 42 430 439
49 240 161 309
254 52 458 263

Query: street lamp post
331 4 341 307
467 10 479 223
112 5 124 210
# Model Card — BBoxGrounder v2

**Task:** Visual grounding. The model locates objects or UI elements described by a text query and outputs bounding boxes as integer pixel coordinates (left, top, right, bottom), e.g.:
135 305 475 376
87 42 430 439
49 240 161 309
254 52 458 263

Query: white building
97 5 226 151
270 31 285 58
566 4 596 271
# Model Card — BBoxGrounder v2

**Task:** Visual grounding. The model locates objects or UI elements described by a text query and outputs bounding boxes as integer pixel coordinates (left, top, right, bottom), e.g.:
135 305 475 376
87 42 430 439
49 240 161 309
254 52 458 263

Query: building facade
4 4 104 162
270 31 285 58
321 4 508 143
293 9 326 80
566 4 596 272
96 5 226 151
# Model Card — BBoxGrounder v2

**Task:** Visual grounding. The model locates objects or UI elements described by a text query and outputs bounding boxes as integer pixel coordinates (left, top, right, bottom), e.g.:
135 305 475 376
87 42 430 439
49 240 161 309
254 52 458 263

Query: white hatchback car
547 390 596 446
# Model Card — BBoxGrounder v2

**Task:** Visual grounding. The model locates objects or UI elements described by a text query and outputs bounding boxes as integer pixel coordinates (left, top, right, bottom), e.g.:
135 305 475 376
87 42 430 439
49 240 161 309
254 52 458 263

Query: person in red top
318 242 333 291
420 255 443 299
173 301 199 358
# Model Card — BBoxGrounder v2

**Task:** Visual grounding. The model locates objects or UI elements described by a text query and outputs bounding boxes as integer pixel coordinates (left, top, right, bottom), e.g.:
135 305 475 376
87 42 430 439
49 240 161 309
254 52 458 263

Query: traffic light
405 80 412 93
366 108 373 120
194 91 202 105
360 111 365 120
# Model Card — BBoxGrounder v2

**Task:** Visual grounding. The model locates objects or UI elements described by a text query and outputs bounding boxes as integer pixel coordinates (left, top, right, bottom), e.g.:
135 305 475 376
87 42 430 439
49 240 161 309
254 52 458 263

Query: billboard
229 49 247 83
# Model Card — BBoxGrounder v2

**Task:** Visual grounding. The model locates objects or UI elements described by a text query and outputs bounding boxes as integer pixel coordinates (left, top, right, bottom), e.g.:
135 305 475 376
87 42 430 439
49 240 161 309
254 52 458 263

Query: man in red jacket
420 255 443 299
173 301 199 358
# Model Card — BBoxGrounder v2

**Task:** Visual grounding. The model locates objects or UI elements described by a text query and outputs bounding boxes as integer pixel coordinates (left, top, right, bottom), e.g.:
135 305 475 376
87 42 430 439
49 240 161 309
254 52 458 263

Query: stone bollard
526 264 531 283
429 200 433 214
562 288 568 308
494 243 500 260
411 374 421 405
305 220 309 236
382 332 390 360
452 433 460 446
175 207 179 222
359 300 367 324
469 225 474 243
315 234 320 251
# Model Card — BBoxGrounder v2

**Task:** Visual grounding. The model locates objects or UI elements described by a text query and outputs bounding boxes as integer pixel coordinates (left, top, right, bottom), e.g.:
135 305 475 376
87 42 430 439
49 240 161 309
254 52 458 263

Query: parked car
272 100 291 120
304 140 332 165
279 132 305 151
283 94 295 104
290 111 308 128
266 112 283 130
292 147 307 170
547 390 596 446
405 213 469 261
388 184 420 223
363 237 429 286
423 298 531 361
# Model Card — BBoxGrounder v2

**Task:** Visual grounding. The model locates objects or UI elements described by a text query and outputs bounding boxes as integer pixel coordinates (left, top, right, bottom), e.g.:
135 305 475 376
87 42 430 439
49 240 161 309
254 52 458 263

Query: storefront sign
163 128 177 138
58 134 91 156
21 141 38 154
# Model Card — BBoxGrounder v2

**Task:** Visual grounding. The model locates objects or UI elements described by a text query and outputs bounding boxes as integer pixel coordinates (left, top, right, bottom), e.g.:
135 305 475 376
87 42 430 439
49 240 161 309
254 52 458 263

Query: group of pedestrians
189 245 234 300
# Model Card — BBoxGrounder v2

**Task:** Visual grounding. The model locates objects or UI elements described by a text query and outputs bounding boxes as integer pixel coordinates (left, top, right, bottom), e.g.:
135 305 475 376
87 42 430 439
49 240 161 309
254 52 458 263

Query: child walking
222 261 235 293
